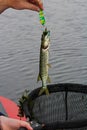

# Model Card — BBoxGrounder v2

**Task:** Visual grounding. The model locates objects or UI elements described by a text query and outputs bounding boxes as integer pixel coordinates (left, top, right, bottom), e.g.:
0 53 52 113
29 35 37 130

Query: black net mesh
26 83 87 130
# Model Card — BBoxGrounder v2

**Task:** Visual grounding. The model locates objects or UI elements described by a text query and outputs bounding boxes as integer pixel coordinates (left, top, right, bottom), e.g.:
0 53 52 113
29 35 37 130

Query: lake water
0 0 87 103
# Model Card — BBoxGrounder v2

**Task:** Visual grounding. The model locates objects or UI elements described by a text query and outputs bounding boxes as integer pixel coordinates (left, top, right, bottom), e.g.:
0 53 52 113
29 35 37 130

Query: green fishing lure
39 10 46 26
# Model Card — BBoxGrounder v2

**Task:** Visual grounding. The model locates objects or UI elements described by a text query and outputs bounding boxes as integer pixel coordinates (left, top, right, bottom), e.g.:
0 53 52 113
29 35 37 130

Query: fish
37 28 51 95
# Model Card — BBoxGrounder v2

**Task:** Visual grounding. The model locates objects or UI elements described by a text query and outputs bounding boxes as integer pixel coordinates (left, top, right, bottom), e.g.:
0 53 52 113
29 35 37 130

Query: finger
20 2 40 12
29 0 43 10
35 0 43 10
20 121 33 130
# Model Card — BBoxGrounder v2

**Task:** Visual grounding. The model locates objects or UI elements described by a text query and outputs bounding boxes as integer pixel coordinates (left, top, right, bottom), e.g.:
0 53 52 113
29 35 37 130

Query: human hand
0 116 33 130
0 0 43 13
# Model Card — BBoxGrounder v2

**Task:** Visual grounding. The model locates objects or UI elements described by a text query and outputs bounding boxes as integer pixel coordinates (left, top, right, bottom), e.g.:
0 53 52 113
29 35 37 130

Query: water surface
0 0 87 102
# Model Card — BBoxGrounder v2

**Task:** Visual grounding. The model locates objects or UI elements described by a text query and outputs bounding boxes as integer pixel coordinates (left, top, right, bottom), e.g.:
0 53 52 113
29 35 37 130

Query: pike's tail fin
39 87 49 95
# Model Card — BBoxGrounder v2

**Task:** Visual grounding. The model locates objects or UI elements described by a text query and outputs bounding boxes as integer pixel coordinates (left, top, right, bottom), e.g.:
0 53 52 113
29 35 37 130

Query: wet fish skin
37 28 51 95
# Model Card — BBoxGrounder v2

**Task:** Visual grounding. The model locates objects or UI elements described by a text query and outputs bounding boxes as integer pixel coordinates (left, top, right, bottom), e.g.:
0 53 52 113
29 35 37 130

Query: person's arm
0 115 33 130
0 0 8 13
0 0 43 14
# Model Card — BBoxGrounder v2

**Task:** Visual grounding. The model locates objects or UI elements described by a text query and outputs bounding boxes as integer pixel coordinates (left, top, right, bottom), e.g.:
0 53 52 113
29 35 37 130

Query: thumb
20 121 33 130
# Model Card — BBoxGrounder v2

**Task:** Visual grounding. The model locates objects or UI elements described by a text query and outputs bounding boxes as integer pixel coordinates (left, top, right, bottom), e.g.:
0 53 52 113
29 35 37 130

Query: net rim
29 83 87 100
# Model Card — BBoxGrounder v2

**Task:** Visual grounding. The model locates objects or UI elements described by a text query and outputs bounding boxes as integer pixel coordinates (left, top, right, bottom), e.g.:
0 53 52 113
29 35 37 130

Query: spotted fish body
37 28 51 95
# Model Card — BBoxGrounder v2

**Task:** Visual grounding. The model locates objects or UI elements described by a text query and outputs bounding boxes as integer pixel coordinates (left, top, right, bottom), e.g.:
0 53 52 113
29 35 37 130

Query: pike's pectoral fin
47 75 51 83
37 74 41 82
39 87 49 95
47 64 51 68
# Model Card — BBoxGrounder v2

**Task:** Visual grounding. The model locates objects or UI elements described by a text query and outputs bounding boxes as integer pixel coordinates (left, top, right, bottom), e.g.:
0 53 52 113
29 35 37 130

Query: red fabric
0 96 25 120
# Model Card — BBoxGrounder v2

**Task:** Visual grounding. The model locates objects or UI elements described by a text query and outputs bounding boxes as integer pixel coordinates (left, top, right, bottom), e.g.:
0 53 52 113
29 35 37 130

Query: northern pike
37 28 51 95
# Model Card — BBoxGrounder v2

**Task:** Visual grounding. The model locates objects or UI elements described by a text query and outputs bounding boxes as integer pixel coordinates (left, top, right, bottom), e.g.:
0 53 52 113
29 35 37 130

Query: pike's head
41 28 50 50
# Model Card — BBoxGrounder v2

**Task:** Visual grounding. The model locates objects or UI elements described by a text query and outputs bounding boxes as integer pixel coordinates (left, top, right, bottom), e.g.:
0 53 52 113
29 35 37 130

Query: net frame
24 83 87 130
